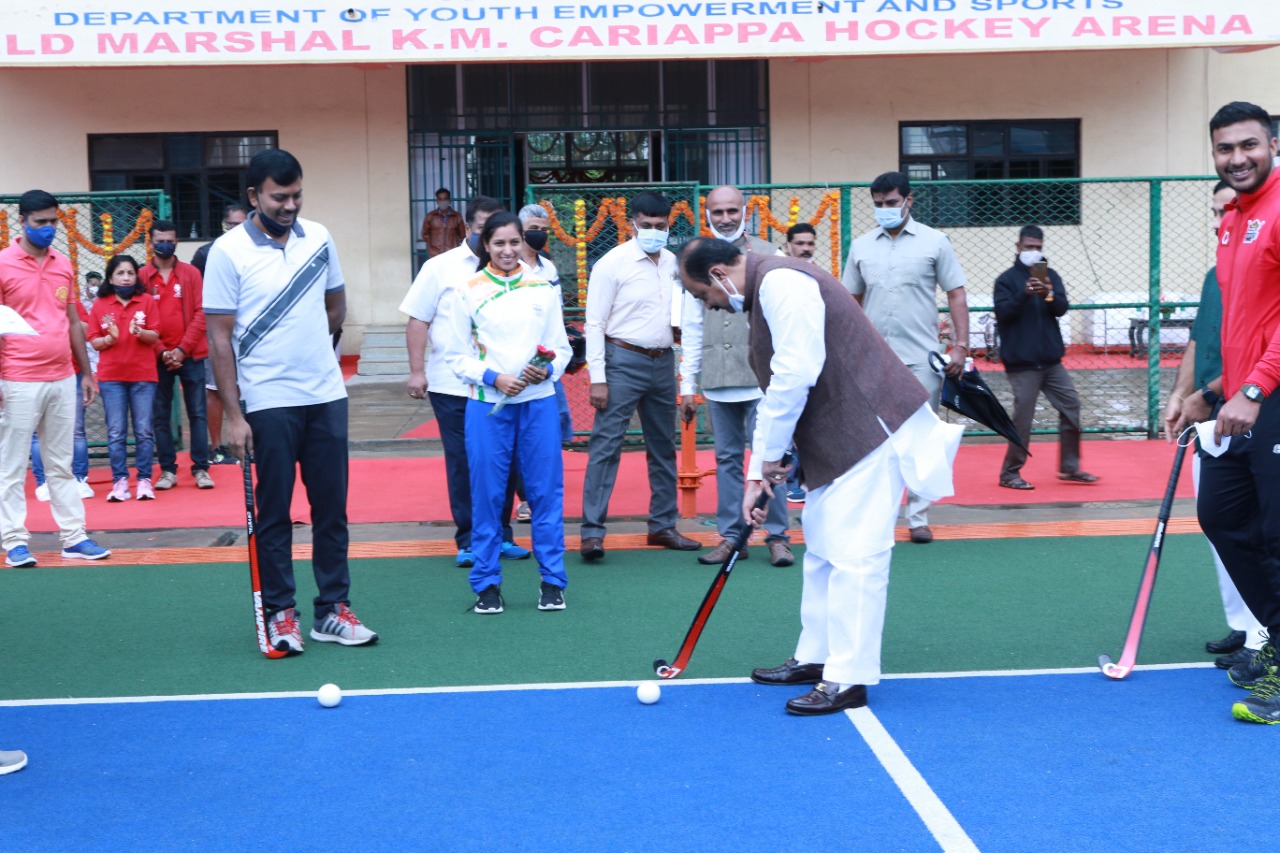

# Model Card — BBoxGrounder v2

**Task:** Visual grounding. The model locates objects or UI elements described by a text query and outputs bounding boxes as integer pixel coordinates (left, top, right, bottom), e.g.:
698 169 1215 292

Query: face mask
523 229 549 252
153 241 177 259
255 210 291 238
113 285 135 300
23 224 56 249
713 273 745 314
466 233 482 254
1019 250 1045 267
706 208 747 244
874 206 907 230
635 227 668 254
222 221 240 234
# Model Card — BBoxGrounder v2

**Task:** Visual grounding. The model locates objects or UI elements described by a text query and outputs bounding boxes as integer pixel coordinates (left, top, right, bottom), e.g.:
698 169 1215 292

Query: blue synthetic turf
1 669 1265 852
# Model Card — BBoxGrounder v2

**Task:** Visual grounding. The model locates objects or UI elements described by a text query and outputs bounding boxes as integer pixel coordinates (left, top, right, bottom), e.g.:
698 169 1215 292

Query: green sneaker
1233 672 1280 724
1227 641 1276 689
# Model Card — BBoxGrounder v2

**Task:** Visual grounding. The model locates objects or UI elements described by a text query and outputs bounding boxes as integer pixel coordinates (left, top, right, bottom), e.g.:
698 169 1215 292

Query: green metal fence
1 190 174 458
529 177 1218 443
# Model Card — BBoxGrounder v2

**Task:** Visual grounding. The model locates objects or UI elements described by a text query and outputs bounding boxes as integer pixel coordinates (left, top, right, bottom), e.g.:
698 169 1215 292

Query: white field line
847 706 981 853
0 661 1217 707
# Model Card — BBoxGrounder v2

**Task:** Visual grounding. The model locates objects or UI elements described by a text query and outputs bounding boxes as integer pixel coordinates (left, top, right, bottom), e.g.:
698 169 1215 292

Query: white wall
0 63 410 352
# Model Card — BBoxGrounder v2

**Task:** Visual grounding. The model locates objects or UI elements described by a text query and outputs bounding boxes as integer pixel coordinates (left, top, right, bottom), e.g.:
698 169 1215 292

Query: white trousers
1192 452 1265 649
902 361 943 528
0 377 88 549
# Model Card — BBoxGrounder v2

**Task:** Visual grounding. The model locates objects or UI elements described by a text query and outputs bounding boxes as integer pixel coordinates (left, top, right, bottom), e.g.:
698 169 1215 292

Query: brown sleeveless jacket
743 254 928 490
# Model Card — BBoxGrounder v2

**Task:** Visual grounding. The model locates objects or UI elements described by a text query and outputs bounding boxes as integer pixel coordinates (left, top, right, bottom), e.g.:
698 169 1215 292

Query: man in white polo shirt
203 149 377 656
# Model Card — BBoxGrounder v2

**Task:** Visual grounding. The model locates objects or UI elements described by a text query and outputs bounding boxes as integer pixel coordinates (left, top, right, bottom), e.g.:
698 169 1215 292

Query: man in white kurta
678 238 961 715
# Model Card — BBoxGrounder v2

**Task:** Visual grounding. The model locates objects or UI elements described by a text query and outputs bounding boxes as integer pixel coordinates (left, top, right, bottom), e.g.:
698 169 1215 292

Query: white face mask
1019 250 1045 267
635 227 668 254
712 273 745 314
707 207 747 244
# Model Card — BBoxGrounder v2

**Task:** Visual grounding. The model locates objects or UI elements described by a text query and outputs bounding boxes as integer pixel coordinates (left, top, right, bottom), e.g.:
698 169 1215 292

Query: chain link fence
528 177 1218 445
0 190 173 458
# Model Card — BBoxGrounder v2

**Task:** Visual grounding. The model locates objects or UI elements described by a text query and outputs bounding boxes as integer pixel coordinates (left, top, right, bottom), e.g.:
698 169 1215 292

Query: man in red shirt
0 190 110 566
138 220 212 490
1200 101 1280 724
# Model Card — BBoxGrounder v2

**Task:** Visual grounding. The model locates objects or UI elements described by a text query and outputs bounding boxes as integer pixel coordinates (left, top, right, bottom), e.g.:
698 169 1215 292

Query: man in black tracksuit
993 225 1097 490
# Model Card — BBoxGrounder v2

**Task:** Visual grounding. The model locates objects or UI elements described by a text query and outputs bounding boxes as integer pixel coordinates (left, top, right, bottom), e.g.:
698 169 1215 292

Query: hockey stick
1098 438 1190 679
654 451 792 680
243 454 288 659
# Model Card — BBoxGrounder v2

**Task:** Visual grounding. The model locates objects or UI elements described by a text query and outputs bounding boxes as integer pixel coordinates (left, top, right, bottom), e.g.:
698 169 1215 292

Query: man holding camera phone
992 225 1097 490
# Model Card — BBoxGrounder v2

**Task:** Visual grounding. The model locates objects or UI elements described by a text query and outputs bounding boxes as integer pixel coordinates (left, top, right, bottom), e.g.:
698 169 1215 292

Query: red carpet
19 438 1190 534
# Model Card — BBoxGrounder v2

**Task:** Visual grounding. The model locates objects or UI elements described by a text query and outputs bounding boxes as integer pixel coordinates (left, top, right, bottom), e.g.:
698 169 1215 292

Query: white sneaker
34 483 50 502
155 471 178 490
107 479 131 502
194 470 215 489
267 607 304 655
136 479 156 500
310 603 379 646
77 477 94 499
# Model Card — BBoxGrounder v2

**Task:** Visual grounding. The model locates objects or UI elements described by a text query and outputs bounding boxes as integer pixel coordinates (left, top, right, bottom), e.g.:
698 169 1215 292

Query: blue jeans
100 381 157 482
31 373 89 484
153 357 209 475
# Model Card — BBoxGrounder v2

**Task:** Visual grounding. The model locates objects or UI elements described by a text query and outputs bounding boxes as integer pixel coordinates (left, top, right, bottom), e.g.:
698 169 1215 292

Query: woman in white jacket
441 211 571 615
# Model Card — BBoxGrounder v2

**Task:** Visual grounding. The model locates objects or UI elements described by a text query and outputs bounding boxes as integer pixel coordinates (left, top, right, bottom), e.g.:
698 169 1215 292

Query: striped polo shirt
202 213 346 413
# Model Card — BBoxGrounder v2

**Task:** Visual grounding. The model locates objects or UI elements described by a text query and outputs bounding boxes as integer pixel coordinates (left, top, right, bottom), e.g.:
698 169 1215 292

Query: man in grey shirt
843 172 970 544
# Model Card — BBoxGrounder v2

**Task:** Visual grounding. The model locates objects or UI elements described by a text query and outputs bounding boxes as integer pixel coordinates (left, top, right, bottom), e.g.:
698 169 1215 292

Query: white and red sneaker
267 607 304 656
310 603 379 646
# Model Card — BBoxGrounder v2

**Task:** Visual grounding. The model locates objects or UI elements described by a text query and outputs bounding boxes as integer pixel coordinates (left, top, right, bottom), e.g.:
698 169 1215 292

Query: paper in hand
1195 419 1230 457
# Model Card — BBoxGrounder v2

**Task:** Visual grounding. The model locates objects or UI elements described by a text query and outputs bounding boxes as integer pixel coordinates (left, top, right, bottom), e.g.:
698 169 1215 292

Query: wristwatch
1199 386 1220 407
1241 383 1267 403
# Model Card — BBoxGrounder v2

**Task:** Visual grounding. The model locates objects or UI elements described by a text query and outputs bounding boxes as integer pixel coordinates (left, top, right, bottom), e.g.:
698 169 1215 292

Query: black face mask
255 210 291 238
467 233 482 254
113 285 136 300
524 229 549 252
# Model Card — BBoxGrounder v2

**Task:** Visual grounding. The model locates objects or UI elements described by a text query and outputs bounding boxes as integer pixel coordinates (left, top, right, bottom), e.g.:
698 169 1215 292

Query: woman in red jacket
88 255 160 501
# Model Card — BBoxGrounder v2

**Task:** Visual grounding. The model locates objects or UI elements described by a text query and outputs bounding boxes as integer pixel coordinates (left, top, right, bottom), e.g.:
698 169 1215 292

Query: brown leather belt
605 336 671 358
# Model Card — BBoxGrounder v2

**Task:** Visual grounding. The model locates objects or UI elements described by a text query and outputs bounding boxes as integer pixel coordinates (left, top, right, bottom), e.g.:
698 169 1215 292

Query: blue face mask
635 227 668 254
873 206 906 230
23 224 56 249
113 285 135 300
255 210 291 238
467 233 482 254
152 241 177 259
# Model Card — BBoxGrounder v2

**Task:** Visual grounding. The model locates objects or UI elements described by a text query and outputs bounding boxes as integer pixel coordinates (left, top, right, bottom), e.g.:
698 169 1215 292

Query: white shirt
399 242 479 397
203 214 346 414
748 268 827 479
440 265 571 405
678 290 762 403
841 217 967 365
584 239 677 383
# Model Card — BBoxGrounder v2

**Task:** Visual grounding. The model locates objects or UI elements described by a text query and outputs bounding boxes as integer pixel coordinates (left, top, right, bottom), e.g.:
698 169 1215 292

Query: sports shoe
310 603 379 646
194 470 215 489
136 479 156 501
76 477 94 499
473 584 504 614
5 545 37 568
538 581 566 611
0 749 28 776
456 548 475 568
1234 672 1280 724
61 539 110 560
107 478 131 502
1228 642 1276 689
501 540 531 560
155 471 178 490
267 607 304 655
786 487 806 503
516 501 531 522
1217 647 1257 670
34 483 50 502
211 445 236 465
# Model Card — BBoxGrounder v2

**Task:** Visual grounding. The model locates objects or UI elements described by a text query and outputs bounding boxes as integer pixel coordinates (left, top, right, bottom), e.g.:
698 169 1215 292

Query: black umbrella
928 352 1030 454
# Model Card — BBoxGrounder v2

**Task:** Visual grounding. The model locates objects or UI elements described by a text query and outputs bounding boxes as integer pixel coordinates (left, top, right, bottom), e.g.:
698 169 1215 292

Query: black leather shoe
647 528 702 551
751 658 824 685
1206 630 1246 655
580 537 604 561
1216 646 1256 670
909 526 933 544
785 682 868 716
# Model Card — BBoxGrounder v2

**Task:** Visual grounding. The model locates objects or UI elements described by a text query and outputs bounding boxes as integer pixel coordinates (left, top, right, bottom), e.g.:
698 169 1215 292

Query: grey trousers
1000 363 1082 481
581 344 679 539
707 398 790 543
903 361 943 528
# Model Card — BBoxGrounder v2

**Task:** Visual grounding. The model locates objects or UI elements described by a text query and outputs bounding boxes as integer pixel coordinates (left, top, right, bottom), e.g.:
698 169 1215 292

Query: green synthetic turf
0 534 1228 700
